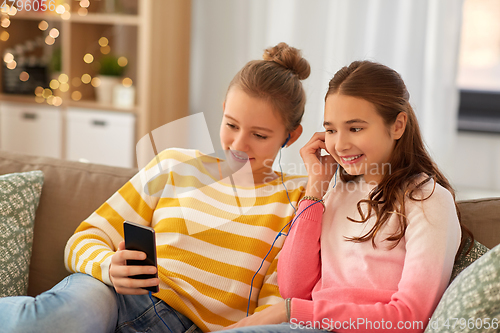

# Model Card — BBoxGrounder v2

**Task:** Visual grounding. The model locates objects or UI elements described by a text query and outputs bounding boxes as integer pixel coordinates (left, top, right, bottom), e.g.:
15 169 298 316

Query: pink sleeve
277 200 324 299
289 187 461 333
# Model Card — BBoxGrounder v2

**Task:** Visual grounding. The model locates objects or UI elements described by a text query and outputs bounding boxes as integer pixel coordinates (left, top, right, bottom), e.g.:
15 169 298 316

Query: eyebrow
224 115 274 133
323 119 368 127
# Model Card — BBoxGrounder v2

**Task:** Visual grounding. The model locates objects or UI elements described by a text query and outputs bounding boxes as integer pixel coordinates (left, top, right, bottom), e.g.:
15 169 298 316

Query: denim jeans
0 273 202 333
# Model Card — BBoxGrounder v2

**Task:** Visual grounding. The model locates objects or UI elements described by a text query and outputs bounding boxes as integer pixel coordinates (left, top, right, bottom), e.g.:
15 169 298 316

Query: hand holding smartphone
123 221 159 293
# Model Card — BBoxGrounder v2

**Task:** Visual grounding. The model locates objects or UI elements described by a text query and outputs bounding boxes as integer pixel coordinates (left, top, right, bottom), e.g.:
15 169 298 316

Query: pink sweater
278 176 461 333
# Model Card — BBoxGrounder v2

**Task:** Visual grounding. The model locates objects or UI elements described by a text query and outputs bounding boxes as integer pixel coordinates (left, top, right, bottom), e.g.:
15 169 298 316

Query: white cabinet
0 103 62 158
66 108 135 168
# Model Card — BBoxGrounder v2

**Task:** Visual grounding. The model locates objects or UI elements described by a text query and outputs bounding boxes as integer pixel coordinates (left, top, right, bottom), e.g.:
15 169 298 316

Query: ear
392 112 407 140
284 124 303 147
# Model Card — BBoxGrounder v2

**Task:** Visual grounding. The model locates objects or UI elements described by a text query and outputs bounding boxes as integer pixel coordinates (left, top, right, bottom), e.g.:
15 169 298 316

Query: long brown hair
227 42 310 132
326 60 472 257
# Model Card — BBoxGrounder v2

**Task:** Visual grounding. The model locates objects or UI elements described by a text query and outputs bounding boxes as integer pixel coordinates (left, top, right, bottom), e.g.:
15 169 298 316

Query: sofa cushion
450 238 489 283
457 198 500 249
0 150 137 296
0 171 44 297
425 243 500 333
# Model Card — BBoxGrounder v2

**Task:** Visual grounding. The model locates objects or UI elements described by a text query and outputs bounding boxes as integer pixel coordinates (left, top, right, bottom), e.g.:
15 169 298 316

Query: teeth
231 150 248 160
343 154 362 161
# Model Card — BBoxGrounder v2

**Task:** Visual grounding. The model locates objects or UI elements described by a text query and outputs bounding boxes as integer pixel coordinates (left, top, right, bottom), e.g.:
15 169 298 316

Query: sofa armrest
0 150 137 296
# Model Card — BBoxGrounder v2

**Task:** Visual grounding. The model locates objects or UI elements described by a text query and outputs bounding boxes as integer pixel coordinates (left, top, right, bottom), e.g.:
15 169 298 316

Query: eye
226 123 237 129
351 127 362 132
254 133 267 140
325 129 336 134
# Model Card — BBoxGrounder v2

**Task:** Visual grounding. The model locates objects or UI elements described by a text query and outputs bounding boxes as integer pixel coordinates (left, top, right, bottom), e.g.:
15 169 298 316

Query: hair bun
263 42 311 80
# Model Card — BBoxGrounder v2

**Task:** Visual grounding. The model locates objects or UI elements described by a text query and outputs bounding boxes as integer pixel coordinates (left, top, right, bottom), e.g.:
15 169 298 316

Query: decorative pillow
0 171 44 297
449 238 489 283
425 243 500 333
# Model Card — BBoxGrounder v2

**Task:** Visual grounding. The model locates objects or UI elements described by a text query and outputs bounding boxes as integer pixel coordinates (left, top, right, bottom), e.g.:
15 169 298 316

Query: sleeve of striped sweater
64 158 166 285
255 255 281 312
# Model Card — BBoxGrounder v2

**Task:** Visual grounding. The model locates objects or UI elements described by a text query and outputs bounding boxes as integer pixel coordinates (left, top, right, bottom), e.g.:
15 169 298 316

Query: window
457 0 500 133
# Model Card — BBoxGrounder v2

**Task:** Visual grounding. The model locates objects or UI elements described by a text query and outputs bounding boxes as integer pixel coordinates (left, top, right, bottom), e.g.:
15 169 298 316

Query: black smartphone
123 221 159 293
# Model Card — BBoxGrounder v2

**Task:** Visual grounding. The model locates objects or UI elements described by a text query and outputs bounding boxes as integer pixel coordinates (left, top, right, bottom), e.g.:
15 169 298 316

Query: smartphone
123 220 159 293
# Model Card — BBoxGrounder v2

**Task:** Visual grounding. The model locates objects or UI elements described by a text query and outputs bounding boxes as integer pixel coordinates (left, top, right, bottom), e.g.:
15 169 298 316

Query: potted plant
95 54 127 105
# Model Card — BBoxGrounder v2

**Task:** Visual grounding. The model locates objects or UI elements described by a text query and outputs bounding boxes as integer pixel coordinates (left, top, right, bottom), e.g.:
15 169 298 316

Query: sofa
0 149 499 328
0 150 137 297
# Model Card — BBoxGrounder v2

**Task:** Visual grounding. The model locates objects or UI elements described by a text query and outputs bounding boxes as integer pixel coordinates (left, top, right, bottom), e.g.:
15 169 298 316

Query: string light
45 36 55 45
19 71 29 82
78 8 88 16
81 73 91 84
71 91 82 101
91 77 101 87
58 73 69 83
50 79 60 90
38 21 49 31
55 5 65 14
49 28 60 38
99 37 109 47
1 18 10 28
35 96 45 103
61 11 71 20
83 53 94 64
52 96 63 106
122 78 133 87
3 52 14 63
42 88 52 98
117 56 128 67
72 77 82 87
80 0 90 8
0 31 9 41
6 60 16 69
59 83 69 92
34 86 44 97
100 45 110 54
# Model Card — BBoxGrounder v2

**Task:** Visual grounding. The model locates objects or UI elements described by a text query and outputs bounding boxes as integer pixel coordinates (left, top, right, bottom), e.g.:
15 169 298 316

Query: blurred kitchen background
1 0 499 200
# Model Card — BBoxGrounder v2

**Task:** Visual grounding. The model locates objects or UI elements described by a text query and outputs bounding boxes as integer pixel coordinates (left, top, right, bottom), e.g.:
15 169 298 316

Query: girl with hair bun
0 43 311 333
221 61 470 333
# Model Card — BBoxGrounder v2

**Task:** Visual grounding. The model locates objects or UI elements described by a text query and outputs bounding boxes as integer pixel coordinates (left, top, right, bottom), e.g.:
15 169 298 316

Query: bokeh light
72 91 82 101
81 73 91 84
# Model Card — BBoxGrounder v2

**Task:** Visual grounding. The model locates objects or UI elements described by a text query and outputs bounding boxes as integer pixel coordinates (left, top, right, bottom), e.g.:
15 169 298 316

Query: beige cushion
0 151 137 296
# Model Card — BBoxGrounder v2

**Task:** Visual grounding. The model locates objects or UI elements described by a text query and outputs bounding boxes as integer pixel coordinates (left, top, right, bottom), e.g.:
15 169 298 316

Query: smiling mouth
340 154 363 163
230 150 250 161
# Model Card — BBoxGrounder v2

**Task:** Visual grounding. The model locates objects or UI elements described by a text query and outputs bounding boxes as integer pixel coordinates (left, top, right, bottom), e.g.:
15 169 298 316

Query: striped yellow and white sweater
64 148 307 332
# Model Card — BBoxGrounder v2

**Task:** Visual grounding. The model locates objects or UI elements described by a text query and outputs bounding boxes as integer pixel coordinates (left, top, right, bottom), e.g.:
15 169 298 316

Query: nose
231 132 248 152
335 131 351 153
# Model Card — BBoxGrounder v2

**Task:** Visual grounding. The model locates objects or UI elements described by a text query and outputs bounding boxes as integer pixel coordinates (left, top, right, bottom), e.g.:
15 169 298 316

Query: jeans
221 323 328 333
0 273 202 333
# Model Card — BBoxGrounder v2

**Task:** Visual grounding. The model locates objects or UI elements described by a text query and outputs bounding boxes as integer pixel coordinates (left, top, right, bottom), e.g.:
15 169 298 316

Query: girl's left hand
220 301 287 331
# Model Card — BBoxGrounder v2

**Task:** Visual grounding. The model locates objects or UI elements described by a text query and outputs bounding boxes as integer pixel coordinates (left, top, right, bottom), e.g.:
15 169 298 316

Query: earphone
150 139 338 328
245 149 339 316
281 134 291 148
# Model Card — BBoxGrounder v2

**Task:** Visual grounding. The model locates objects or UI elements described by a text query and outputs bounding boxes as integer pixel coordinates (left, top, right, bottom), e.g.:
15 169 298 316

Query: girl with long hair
221 60 470 333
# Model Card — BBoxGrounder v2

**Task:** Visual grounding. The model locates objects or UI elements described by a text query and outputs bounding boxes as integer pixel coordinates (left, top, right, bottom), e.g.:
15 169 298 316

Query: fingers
300 132 327 163
110 245 159 295
112 275 159 295
110 263 159 295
